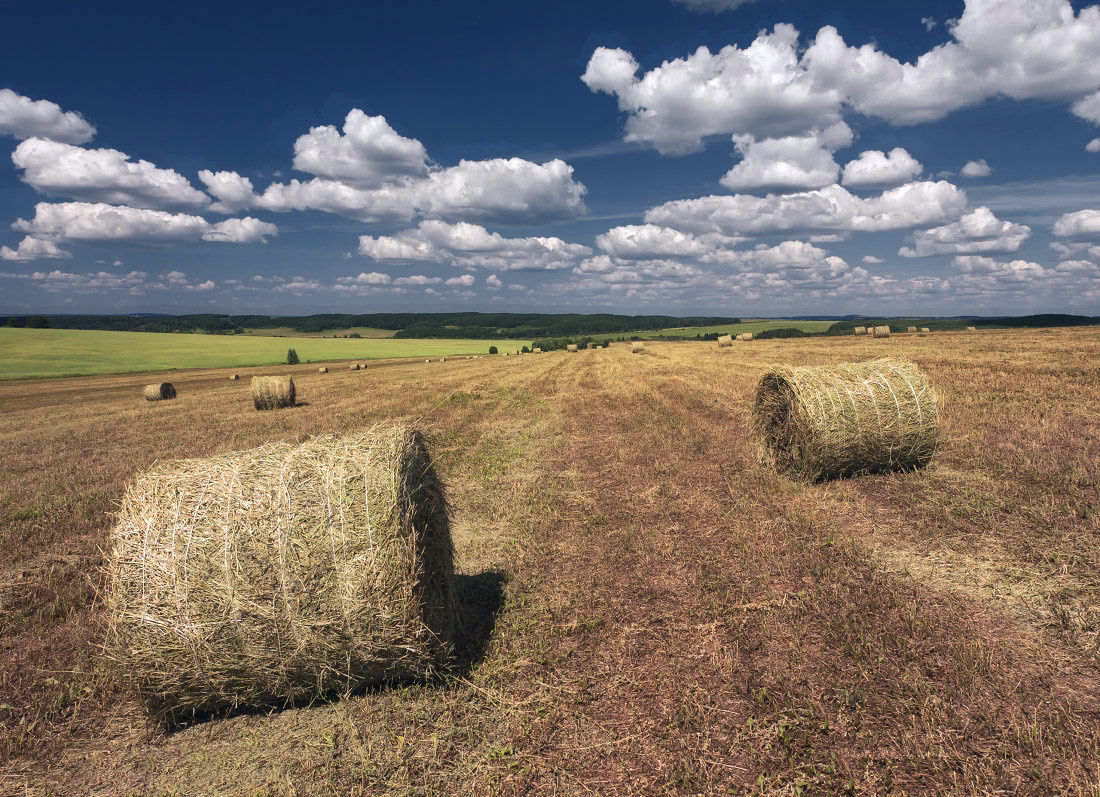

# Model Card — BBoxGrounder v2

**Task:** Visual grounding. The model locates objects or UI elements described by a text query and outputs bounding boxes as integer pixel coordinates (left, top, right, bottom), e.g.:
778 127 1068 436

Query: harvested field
2 328 1100 793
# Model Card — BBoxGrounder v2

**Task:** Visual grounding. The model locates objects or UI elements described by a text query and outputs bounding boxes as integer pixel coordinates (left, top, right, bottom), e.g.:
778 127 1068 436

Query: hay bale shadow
451 570 507 676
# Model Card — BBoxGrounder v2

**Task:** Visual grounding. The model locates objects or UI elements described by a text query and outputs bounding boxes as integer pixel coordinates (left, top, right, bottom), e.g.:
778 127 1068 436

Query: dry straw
567 344 578 352
920 327 931 333
742 332 754 342
105 425 457 725
966 326 977 331
853 326 867 336
872 325 891 338
718 335 733 347
251 376 296 410
632 342 645 353
318 367 328 374
751 357 940 481
229 374 240 381
907 326 918 333
144 383 176 401
533 347 542 353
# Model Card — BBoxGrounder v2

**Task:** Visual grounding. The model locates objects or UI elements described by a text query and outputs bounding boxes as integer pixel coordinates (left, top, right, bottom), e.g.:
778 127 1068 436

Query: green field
0 328 529 380
238 326 397 338
626 319 835 339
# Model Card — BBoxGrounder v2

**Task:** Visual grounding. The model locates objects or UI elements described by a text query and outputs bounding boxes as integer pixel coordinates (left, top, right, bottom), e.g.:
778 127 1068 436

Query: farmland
0 328 527 380
2 328 1099 792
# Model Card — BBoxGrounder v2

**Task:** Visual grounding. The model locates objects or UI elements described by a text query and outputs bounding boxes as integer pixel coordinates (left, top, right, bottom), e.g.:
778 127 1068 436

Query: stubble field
1 328 1099 793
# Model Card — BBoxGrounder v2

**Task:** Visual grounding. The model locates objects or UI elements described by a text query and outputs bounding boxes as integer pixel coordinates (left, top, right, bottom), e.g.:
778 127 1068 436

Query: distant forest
0 312 740 338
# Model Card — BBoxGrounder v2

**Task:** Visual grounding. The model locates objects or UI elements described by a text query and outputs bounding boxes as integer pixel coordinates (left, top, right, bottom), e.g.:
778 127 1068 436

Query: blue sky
2 0 1099 317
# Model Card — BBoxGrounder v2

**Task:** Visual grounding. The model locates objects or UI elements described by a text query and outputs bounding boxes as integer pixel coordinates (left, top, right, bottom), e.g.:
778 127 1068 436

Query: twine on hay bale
907 326 918 333
251 376 295 410
632 342 645 353
229 374 240 381
853 326 867 336
718 335 733 347
871 325 891 338
567 344 578 352
105 425 457 725
318 367 328 373
143 383 176 401
751 357 941 482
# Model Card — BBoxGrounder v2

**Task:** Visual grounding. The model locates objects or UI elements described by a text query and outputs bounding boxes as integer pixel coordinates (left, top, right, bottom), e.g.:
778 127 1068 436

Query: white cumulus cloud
13 138 210 210
0 236 70 261
721 124 850 193
961 159 993 178
671 0 756 11
0 88 95 144
899 207 1030 257
291 109 429 188
841 148 923 189
1053 209 1100 239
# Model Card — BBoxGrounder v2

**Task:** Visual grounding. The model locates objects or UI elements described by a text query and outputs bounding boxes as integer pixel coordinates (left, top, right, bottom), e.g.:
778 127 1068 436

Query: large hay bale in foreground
251 376 295 410
105 426 457 725
853 326 867 336
567 344 578 352
144 383 176 401
871 325 891 338
632 342 645 353
718 335 733 347
751 357 940 481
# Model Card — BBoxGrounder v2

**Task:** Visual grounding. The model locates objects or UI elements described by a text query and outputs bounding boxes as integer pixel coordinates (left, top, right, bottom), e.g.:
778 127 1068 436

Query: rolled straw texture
105 425 457 724
751 357 941 481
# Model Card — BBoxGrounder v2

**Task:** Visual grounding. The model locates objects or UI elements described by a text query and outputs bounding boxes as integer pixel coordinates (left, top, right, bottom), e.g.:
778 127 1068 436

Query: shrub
287 348 300 365
488 345 498 354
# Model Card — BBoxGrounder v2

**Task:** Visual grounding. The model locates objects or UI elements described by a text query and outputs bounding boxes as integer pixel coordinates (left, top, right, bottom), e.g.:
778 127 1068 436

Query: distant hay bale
920 327 931 333
425 359 431 363
350 363 360 371
966 326 977 331
742 332 754 342
751 357 940 481
229 374 239 381
567 344 578 352
907 326 918 333
871 325 891 338
143 383 176 402
105 425 457 725
251 376 295 411
318 367 328 374
718 335 733 347
533 347 542 353
632 342 645 353
589 342 600 349
440 357 446 362
853 326 867 336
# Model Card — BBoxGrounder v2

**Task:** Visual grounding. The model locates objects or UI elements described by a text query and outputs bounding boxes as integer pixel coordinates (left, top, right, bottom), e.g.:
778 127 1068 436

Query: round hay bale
966 326 977 331
717 335 733 347
631 342 645 353
318 367 328 374
105 425 457 725
144 383 176 401
751 357 940 481
920 327 931 333
533 347 542 353
440 357 446 363
742 332 754 342
567 344 578 352
589 342 600 349
871 325 891 338
906 326 918 333
425 359 431 363
350 363 360 371
251 376 295 410
853 326 867 336
229 374 240 381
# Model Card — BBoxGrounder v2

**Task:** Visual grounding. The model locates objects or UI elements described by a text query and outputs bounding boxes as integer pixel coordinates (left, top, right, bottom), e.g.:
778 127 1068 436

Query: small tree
287 348 300 365
521 345 530 353
488 345 498 354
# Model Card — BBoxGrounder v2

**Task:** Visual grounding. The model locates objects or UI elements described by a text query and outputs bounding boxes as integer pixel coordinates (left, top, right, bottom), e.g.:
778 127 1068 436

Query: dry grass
2 329 1100 793
106 426 456 726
